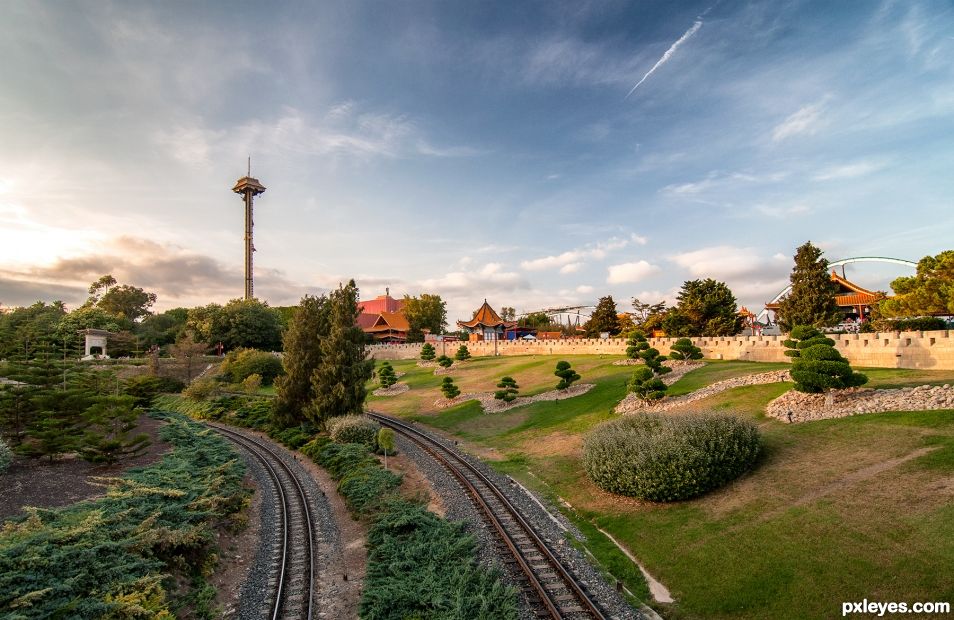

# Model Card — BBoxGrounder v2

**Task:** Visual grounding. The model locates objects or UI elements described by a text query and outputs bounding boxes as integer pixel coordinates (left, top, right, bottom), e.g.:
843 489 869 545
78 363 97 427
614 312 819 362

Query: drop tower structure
232 159 266 300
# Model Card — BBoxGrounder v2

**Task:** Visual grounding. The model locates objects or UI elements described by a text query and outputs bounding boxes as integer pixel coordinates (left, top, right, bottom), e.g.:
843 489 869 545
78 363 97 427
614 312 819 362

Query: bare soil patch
378 451 446 516
0 414 172 521
522 431 582 458
211 476 260 618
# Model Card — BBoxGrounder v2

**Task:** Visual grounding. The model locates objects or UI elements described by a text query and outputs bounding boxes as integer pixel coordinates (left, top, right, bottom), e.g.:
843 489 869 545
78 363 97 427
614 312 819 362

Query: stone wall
368 330 954 370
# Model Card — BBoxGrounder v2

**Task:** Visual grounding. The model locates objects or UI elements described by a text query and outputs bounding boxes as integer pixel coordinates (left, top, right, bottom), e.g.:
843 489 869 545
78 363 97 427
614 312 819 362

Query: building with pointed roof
457 300 522 341
765 271 886 324
356 290 411 343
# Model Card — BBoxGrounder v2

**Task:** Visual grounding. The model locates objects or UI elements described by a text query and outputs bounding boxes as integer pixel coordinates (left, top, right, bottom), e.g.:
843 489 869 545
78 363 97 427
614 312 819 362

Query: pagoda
765 271 885 324
457 300 515 341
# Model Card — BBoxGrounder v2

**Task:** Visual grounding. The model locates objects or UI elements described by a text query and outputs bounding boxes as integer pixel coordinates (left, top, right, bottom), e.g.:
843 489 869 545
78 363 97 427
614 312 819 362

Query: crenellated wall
367 330 954 370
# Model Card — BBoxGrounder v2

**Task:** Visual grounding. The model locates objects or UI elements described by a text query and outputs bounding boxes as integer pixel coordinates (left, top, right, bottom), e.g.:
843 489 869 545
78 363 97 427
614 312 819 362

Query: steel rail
211 425 314 620
368 412 606 620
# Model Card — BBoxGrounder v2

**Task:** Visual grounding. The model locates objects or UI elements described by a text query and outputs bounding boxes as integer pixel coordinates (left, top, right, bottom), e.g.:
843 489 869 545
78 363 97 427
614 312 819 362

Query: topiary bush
554 361 580 390
582 413 761 502
437 355 453 368
626 332 671 375
219 348 284 385
669 337 703 361
420 343 436 361
441 377 460 399
790 344 869 393
454 345 471 361
377 362 398 389
627 366 667 401
0 438 12 474
494 376 519 402
328 415 381 448
783 325 835 358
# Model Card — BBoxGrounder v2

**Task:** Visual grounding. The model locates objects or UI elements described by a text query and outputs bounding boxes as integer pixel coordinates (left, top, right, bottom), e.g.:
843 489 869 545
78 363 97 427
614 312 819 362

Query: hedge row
0 413 247 618
306 440 519 619
583 413 761 502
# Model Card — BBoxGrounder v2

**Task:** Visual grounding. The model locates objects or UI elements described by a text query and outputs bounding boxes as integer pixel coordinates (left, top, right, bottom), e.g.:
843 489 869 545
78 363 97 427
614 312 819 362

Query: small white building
78 328 112 360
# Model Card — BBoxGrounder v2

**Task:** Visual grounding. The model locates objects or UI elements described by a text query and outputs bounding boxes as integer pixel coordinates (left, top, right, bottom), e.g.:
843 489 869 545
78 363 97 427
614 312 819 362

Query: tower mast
232 160 266 300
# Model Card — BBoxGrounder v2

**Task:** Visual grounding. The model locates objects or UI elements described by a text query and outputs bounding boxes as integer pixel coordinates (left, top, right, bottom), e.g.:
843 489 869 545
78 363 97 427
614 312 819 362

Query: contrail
625 19 703 98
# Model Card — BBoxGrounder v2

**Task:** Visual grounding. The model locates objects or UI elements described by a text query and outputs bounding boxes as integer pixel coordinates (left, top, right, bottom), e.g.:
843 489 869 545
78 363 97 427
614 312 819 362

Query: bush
420 343 436 361
377 362 397 389
436 355 453 368
782 325 835 358
123 375 185 408
0 438 12 473
315 442 401 514
454 345 471 361
669 338 703 361
626 333 671 374
791 344 869 393
241 373 262 395
582 413 761 502
494 376 519 402
627 366 667 401
377 428 396 455
182 377 222 400
328 415 380 449
220 348 284 385
441 377 460 399
554 361 580 390
269 426 313 449
885 317 948 332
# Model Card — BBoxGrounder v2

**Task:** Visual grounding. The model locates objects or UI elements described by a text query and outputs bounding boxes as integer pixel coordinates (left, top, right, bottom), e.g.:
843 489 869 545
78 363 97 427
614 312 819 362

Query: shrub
790 344 868 393
884 317 948 332
220 348 284 385
554 361 580 390
627 366 667 401
328 415 380 448
436 355 453 368
123 375 186 408
782 325 835 358
315 442 401 514
582 413 761 502
454 345 471 361
182 377 221 400
378 362 398 389
299 436 332 460
241 373 262 395
441 377 460 399
626 332 671 375
0 438 12 473
377 428 396 455
494 376 519 402
269 426 313 449
420 343 436 361
669 338 703 361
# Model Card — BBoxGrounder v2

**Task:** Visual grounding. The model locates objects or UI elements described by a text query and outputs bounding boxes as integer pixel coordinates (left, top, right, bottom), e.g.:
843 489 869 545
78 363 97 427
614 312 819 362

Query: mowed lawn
368 355 954 619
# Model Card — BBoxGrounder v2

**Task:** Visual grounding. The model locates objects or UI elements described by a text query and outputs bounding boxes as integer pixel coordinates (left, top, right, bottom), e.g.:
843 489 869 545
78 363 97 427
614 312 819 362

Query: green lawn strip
666 360 791 397
854 367 954 389
0 412 247 619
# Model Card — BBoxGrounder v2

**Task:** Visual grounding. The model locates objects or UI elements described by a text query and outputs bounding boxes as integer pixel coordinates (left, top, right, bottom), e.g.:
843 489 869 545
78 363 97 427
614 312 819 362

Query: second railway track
212 424 315 620
368 412 608 620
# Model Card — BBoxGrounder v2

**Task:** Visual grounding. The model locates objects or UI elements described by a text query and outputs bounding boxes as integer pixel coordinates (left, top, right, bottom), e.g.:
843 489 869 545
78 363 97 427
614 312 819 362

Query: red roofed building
357 289 410 343
765 271 886 324
457 300 519 341
359 289 404 315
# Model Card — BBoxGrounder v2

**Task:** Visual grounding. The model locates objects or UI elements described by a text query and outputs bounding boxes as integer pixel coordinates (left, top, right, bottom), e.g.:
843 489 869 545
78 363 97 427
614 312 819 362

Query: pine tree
440 376 460 399
420 343 436 361
436 355 453 368
669 338 703 361
626 333 672 375
378 362 398 389
585 296 621 337
782 325 835 358
454 345 471 361
776 241 841 332
627 366 667 401
494 376 519 402
273 294 330 427
310 281 374 426
554 361 581 390
79 395 150 465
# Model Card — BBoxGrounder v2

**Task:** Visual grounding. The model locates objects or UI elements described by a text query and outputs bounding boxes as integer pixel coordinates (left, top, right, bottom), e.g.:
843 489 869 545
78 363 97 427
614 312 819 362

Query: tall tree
87 274 117 304
584 296 621 337
310 281 374 425
98 284 157 321
500 307 516 321
662 279 743 337
402 293 448 342
0 301 67 359
273 295 330 426
187 299 282 351
631 298 668 333
169 334 208 381
879 250 954 318
775 241 841 331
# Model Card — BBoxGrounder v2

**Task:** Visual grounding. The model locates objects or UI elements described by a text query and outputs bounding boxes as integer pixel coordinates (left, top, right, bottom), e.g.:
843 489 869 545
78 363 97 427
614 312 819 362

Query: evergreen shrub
441 377 460 399
494 376 519 402
454 345 471 361
123 375 185 408
377 362 398 389
627 367 667 401
582 413 761 501
328 415 380 449
554 361 580 390
436 355 453 368
669 338 703 361
0 438 11 473
420 343 436 361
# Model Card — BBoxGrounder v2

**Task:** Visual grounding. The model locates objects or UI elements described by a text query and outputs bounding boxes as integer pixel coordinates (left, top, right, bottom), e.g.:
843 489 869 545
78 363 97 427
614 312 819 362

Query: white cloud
772 99 828 142
576 285 594 294
607 261 661 284
755 203 813 218
559 262 583 274
669 245 788 280
418 262 528 295
812 160 886 181
521 237 633 272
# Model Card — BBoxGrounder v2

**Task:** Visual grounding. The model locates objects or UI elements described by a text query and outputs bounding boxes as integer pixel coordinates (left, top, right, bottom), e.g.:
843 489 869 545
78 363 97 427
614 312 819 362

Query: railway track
367 412 608 620
211 425 315 620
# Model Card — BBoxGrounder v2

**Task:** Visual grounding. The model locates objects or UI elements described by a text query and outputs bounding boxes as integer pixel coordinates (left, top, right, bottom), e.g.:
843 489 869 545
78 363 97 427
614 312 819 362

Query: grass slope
370 354 954 619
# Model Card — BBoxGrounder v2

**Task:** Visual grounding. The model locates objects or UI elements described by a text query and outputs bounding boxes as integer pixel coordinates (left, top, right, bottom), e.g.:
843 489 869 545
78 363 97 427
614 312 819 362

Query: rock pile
434 384 596 413
372 383 410 397
766 384 954 423
616 369 790 414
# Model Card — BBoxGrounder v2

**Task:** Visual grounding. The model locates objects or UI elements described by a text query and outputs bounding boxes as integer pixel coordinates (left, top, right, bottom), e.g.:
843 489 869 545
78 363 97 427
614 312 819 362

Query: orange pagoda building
357 290 410 343
457 300 516 341
765 271 885 324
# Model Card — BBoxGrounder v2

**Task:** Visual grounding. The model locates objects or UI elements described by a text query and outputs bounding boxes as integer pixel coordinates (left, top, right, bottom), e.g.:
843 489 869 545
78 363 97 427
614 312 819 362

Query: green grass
374 353 954 619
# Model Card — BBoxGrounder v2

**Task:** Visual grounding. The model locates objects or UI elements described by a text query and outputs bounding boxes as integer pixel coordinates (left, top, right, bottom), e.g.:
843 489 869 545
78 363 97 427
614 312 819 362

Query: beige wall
368 330 954 370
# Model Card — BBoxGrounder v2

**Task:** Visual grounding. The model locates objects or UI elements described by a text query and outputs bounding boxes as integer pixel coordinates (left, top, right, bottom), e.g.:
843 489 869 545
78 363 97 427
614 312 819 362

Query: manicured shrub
441 377 461 399
436 355 453 368
627 366 667 401
420 343 436 361
377 362 398 389
328 415 380 448
220 348 284 385
790 344 869 393
0 438 12 473
454 345 471 361
669 337 703 361
554 361 580 390
582 413 761 502
377 427 396 455
626 332 671 374
494 376 519 402
782 325 835 358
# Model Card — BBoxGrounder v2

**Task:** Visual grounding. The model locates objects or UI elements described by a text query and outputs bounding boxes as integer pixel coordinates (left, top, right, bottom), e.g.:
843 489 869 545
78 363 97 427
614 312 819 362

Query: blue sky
1 0 951 321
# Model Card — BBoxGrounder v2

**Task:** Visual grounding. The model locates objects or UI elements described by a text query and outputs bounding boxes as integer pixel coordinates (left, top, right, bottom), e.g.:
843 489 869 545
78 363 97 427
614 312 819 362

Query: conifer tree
79 395 149 465
420 343 436 361
436 355 453 368
776 241 841 331
584 296 621 337
440 376 460 399
378 362 398 389
494 376 519 402
310 281 374 426
554 361 581 390
669 338 703 361
626 332 672 375
454 345 471 361
273 294 330 427
628 366 667 401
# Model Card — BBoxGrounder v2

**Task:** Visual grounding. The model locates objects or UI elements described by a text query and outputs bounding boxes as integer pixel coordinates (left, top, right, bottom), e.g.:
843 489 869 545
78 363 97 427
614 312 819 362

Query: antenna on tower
247 155 251 177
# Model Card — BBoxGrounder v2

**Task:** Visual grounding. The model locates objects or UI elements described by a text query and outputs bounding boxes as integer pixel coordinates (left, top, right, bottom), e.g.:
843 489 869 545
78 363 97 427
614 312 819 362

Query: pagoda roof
830 270 877 296
765 272 885 310
457 300 506 329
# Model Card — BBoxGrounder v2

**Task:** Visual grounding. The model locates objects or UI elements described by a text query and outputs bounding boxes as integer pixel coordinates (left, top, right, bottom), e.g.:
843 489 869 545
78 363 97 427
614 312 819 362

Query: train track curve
368 412 608 620
211 424 315 620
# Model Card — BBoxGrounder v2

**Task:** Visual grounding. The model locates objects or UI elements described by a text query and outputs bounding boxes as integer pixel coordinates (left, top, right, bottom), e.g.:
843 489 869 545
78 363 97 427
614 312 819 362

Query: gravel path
391 422 644 620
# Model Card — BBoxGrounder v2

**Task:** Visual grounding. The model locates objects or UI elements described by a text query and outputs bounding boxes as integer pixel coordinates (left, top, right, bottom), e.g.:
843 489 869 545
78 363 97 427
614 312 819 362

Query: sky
1 0 952 323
